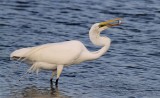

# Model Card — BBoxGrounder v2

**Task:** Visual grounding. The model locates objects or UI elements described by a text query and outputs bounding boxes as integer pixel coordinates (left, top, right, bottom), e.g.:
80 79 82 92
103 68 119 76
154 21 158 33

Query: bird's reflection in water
17 83 71 98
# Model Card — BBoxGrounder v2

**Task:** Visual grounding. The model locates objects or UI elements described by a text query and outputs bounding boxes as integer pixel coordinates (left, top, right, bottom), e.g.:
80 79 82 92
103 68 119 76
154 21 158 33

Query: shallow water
0 0 160 98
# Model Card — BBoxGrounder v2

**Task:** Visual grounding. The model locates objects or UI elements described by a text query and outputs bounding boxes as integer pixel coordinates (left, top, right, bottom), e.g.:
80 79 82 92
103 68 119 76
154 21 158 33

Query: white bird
10 18 122 86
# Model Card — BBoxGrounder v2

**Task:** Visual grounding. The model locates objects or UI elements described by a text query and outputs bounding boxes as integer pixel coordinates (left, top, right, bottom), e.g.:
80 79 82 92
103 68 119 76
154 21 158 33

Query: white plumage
10 18 122 86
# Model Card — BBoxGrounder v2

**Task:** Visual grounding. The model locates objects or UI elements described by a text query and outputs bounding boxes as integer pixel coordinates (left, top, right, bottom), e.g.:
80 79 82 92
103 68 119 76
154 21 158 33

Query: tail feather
10 48 31 60
10 44 53 61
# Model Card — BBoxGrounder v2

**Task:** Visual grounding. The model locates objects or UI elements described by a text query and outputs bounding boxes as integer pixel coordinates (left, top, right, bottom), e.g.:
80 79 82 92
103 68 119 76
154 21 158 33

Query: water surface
0 0 160 98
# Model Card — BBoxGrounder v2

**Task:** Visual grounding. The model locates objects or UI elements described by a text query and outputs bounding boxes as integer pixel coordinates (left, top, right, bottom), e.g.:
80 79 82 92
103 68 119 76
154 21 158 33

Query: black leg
50 79 53 92
55 78 59 86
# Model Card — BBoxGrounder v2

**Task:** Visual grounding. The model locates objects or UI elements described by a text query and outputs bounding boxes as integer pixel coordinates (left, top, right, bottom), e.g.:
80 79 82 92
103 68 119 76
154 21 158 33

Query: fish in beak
99 18 122 28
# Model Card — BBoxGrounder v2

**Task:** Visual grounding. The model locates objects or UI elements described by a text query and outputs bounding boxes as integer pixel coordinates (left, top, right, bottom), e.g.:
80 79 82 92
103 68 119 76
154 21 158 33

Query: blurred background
0 0 160 98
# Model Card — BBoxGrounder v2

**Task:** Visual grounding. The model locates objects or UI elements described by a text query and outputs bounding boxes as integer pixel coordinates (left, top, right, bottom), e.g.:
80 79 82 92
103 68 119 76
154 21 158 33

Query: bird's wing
23 40 84 65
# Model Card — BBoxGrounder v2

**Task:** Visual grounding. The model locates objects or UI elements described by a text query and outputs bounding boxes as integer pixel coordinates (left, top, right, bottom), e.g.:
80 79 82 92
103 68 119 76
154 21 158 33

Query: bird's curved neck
89 28 109 46
87 28 111 60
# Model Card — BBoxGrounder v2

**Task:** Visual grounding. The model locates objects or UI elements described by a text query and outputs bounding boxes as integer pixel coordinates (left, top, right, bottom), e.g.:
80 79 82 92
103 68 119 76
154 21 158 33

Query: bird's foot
50 78 53 84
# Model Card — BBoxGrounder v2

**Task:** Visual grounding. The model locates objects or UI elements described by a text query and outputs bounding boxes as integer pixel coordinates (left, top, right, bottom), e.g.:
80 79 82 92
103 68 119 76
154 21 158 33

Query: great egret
10 18 122 86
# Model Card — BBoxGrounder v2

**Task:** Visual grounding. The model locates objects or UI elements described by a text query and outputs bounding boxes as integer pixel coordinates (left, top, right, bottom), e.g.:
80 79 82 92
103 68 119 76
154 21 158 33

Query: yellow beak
99 18 122 28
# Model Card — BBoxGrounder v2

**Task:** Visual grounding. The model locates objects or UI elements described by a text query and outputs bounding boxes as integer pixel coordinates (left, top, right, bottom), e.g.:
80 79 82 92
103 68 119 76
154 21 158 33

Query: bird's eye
99 24 105 28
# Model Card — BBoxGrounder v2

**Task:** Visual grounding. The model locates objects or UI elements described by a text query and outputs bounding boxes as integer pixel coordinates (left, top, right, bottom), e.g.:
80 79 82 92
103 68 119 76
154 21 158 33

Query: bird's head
91 18 122 32
89 18 122 46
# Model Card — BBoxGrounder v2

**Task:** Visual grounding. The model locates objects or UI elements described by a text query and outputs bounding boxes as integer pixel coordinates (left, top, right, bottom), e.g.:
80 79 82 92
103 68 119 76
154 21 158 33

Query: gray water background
0 0 160 98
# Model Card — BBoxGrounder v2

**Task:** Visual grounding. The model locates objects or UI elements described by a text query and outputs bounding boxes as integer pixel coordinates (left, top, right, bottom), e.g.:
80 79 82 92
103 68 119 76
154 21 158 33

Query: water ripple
0 0 160 98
